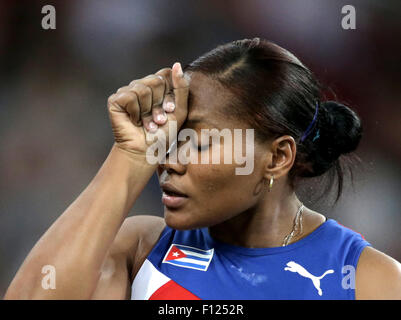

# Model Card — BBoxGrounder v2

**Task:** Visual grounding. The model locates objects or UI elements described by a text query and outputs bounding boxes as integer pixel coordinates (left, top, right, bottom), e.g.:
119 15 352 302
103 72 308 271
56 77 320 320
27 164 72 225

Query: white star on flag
163 244 214 271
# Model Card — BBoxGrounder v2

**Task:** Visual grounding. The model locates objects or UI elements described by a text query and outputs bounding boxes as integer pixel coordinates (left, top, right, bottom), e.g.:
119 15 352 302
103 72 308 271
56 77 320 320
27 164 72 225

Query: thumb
172 62 190 88
171 62 190 127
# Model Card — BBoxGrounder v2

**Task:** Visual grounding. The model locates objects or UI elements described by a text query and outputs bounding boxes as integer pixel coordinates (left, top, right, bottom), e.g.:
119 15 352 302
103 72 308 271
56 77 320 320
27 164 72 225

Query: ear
263 135 296 180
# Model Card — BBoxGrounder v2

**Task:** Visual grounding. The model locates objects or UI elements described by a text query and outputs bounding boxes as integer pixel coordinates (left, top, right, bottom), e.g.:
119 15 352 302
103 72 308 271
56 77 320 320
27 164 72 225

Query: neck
208 188 303 248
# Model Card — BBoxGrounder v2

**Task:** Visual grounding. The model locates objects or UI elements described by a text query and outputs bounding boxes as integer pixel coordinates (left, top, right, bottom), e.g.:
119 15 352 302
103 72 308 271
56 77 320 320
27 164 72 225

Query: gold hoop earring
268 175 274 192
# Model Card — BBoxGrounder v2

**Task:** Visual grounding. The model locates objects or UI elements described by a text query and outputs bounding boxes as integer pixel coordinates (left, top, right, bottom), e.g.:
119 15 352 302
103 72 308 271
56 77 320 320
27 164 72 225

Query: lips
160 182 188 208
161 183 188 197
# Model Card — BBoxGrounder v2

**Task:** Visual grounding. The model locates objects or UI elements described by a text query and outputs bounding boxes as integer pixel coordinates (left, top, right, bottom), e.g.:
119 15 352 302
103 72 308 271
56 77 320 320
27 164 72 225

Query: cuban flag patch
162 244 214 271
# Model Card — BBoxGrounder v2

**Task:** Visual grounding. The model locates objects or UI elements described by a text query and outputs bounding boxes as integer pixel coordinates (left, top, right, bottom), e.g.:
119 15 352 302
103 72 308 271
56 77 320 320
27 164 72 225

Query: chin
163 207 206 231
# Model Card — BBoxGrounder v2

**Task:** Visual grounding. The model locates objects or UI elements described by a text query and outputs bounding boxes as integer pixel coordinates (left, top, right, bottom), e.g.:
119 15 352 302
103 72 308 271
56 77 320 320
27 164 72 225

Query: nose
157 159 187 176
157 143 187 176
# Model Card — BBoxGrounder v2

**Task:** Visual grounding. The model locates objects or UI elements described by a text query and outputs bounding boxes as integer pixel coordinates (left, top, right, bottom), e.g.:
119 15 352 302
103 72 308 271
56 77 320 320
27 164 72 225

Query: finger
155 68 172 94
112 87 143 126
117 85 131 93
129 82 152 117
113 90 136 114
139 114 158 145
162 93 175 113
141 114 158 132
152 105 167 125
139 74 166 107
107 93 122 114
124 91 142 126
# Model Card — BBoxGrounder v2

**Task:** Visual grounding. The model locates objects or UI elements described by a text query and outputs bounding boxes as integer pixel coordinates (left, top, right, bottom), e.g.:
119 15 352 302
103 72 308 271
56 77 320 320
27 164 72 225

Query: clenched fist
107 62 190 158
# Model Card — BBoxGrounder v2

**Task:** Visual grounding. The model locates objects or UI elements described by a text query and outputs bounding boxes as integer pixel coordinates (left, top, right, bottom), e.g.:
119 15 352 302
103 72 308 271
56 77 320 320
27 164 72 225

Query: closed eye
191 140 209 152
197 144 209 152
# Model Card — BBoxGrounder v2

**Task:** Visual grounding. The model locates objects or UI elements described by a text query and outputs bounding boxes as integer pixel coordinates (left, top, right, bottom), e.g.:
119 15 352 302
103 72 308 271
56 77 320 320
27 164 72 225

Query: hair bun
319 101 362 156
304 100 363 178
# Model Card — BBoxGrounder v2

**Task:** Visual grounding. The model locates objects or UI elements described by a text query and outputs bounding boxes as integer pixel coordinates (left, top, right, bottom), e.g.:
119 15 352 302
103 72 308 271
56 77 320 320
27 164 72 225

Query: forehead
186 72 233 125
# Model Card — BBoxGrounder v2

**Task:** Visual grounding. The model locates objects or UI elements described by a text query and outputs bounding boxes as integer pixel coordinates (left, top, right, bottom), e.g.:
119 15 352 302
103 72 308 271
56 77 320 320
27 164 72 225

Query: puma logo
284 261 334 296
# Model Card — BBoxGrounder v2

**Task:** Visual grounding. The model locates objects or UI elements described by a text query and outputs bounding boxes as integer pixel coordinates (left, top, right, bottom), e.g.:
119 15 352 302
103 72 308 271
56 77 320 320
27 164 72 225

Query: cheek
191 163 256 208
195 141 261 199
190 164 230 196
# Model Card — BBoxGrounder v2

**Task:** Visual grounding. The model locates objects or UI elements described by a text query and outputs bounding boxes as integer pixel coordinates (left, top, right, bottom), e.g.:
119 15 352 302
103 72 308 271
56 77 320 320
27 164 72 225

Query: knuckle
116 86 128 93
132 82 145 89
107 94 116 104
141 75 164 89
122 91 135 104
115 91 126 100
134 84 152 97
129 79 138 86
127 91 138 103
150 76 165 87
156 67 171 75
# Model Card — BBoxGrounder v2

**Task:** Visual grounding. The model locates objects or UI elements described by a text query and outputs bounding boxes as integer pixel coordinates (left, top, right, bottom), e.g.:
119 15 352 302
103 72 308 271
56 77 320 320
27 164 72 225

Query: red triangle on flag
165 245 187 261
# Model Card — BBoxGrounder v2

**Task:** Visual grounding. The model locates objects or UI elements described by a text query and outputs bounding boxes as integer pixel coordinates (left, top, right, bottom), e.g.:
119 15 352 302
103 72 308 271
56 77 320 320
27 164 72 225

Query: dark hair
183 38 363 203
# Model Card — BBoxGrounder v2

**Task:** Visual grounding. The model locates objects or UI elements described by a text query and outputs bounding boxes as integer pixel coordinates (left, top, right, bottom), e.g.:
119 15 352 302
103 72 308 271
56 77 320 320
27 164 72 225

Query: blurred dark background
0 0 400 296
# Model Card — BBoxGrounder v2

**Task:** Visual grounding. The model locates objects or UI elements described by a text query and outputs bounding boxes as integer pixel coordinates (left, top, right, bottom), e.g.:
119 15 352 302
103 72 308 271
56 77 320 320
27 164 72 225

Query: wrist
96 143 158 188
112 143 156 165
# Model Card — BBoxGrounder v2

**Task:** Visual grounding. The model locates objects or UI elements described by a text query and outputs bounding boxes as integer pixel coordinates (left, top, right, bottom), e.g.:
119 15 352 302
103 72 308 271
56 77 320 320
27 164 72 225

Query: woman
5 38 401 300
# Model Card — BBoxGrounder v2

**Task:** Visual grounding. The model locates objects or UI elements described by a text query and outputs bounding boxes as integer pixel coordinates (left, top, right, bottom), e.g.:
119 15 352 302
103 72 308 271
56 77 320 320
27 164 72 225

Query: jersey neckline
201 218 336 256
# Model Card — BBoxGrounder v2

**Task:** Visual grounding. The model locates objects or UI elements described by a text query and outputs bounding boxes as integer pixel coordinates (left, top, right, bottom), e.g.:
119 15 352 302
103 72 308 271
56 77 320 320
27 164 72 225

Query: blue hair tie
300 101 319 143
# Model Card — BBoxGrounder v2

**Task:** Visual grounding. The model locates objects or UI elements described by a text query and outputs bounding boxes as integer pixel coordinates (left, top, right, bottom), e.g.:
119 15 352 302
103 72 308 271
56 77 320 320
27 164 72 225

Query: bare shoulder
91 215 165 299
110 215 166 263
127 214 166 252
108 215 165 256
115 215 166 280
356 246 401 299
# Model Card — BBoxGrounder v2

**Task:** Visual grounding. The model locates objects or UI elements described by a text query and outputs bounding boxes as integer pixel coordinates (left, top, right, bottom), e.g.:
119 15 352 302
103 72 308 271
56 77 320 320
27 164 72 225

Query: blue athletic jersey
131 218 371 300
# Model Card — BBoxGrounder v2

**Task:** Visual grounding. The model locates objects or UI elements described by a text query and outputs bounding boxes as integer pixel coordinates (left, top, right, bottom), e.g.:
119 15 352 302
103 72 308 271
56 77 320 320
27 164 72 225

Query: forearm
5 144 157 299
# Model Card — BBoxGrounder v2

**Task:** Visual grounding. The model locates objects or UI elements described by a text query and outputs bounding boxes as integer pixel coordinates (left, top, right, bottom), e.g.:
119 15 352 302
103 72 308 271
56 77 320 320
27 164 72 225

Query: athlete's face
157 72 268 230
